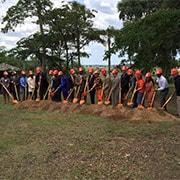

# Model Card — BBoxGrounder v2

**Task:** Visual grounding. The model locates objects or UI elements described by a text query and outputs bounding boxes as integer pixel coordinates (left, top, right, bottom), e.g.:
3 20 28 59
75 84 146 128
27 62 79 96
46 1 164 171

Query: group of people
0 66 180 117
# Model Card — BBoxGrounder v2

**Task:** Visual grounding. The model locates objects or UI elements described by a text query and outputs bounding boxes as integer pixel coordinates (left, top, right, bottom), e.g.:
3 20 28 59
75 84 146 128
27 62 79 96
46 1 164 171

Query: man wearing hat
93 70 103 104
19 70 28 101
88 67 96 104
101 68 112 102
0 71 10 104
171 68 180 117
111 69 120 107
10 71 19 101
74 67 86 102
34 67 49 100
121 65 130 103
156 68 169 110
27 70 35 100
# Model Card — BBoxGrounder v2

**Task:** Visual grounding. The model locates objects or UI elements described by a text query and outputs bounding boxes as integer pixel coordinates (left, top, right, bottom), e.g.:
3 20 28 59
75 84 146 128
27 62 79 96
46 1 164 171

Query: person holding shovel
19 70 28 101
10 71 19 101
134 70 145 108
50 70 61 102
171 68 180 117
27 70 35 100
121 65 130 104
74 67 86 103
145 72 155 108
111 69 120 107
68 68 76 102
101 68 112 102
156 68 169 111
88 67 96 104
93 70 103 104
34 67 49 101
0 71 10 104
60 70 70 101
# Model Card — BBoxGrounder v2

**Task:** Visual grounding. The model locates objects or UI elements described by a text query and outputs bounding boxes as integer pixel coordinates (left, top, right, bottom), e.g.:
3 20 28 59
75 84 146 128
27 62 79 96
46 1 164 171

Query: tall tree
1 0 53 69
102 27 118 75
116 0 180 74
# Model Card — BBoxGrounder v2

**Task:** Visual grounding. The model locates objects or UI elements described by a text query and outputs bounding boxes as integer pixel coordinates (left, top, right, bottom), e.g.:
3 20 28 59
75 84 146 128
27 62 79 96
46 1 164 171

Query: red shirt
136 79 145 93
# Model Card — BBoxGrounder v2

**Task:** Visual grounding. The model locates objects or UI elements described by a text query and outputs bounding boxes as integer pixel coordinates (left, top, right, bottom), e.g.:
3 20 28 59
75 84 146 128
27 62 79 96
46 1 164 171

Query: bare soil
16 100 178 122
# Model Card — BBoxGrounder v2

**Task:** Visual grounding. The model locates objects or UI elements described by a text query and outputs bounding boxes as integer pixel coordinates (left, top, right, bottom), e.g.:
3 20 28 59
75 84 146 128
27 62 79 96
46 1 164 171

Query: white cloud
84 0 122 29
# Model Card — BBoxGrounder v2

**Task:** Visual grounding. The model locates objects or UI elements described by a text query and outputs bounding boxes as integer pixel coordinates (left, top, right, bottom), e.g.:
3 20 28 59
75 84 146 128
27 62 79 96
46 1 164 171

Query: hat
145 72 152 78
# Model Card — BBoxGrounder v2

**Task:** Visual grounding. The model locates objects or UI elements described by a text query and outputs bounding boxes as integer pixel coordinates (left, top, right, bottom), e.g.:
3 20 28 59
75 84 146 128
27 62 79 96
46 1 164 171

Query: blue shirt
19 76 27 88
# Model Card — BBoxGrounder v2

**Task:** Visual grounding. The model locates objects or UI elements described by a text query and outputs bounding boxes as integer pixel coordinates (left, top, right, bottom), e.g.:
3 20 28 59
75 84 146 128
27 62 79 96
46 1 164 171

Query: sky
0 0 123 65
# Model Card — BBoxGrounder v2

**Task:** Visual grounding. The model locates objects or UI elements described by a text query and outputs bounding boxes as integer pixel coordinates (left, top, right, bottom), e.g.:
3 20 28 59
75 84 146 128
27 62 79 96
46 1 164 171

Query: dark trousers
90 90 95 104
160 88 169 110
52 90 61 102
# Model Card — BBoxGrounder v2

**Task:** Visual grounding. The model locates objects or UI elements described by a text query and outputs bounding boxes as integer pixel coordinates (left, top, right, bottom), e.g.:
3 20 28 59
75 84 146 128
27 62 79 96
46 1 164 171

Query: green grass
0 97 180 179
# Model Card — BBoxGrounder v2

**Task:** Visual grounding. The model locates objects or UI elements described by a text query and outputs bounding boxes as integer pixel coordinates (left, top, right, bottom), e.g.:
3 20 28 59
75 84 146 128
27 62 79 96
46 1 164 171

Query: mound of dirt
16 101 178 122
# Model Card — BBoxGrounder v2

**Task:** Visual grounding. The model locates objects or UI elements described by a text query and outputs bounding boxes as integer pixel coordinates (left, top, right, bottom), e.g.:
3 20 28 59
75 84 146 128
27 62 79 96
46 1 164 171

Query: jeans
136 92 143 105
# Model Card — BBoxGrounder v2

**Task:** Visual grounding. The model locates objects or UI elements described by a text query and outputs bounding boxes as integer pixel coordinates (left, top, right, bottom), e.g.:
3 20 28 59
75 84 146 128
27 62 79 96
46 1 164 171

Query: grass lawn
0 97 180 179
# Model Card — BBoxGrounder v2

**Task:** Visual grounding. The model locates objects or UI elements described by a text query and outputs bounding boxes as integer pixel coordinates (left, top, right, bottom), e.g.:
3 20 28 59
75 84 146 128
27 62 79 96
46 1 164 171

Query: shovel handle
129 84 137 103
66 87 75 101
14 84 19 101
106 88 113 101
150 91 156 108
0 82 14 100
141 92 146 105
162 91 175 109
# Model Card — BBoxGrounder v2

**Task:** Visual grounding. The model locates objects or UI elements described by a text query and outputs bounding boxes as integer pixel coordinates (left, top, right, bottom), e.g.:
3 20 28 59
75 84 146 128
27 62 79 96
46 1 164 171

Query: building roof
0 63 20 71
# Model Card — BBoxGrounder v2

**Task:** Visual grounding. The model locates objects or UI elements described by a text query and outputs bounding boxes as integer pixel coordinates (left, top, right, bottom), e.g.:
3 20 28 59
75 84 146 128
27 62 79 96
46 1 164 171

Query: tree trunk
77 32 81 67
107 35 111 76
36 3 46 71
65 42 69 69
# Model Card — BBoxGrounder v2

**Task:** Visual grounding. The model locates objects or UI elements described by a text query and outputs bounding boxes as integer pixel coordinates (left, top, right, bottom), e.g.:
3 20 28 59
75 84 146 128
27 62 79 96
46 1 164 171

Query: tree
1 0 53 69
101 27 118 75
45 1 103 67
115 0 180 74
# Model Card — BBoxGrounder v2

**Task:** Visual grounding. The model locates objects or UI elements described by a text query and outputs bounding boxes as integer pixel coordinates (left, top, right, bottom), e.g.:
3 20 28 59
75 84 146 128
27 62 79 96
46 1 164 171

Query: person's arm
19 78 23 88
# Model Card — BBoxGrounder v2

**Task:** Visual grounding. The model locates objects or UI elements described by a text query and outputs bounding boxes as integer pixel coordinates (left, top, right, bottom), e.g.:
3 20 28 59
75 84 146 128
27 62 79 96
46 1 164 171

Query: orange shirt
136 79 145 93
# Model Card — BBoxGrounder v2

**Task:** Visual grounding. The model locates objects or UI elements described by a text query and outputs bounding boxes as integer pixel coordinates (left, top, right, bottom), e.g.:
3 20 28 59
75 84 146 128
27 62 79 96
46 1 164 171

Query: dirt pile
16 100 178 122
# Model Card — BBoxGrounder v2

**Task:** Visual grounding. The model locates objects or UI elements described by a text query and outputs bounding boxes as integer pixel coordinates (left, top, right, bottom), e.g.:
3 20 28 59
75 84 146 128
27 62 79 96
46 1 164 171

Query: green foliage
1 1 103 69
116 0 180 74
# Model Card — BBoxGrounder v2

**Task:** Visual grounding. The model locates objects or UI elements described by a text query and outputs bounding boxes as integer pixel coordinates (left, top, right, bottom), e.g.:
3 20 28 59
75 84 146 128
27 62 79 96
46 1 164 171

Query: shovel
36 76 42 102
63 87 75 104
138 92 146 109
127 84 137 106
104 88 113 105
50 86 60 98
25 85 27 101
73 86 81 104
79 77 89 105
161 91 175 110
0 82 18 104
14 83 19 101
43 84 51 100
97 83 105 105
147 91 157 110
117 82 123 108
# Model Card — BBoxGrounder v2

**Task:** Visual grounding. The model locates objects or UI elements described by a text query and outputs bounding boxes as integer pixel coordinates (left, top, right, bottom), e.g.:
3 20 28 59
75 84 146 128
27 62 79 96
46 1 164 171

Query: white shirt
156 75 168 91
27 76 35 92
